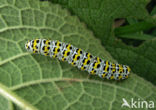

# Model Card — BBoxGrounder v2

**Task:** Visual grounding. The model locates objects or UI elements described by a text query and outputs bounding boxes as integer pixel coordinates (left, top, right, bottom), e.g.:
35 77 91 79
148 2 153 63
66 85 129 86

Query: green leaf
151 6 156 16
50 0 156 85
114 21 155 35
0 0 156 110
51 0 150 41
117 33 155 40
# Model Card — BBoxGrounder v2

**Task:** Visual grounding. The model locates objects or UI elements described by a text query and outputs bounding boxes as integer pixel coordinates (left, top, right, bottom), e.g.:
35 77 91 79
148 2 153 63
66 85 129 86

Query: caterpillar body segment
68 48 84 67
25 39 131 80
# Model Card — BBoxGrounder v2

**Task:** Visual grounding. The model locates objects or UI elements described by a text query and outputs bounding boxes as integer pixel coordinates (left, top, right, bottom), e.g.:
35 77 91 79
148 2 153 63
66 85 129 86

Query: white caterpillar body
25 39 131 80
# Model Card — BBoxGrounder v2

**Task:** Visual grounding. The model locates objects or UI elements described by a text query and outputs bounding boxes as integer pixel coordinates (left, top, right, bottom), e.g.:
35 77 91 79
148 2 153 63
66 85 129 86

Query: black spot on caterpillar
25 39 131 80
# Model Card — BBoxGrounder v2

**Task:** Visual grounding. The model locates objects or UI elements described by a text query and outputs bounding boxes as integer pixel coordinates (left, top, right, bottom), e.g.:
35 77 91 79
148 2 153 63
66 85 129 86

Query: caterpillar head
25 39 41 53
25 40 32 52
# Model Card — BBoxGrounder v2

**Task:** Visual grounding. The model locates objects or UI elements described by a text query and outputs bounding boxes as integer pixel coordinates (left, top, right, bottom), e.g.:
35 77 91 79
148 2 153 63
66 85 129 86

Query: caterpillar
25 39 131 80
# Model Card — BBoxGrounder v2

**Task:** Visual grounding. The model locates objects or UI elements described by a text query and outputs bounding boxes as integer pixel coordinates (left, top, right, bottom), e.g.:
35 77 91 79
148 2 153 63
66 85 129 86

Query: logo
121 98 154 109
